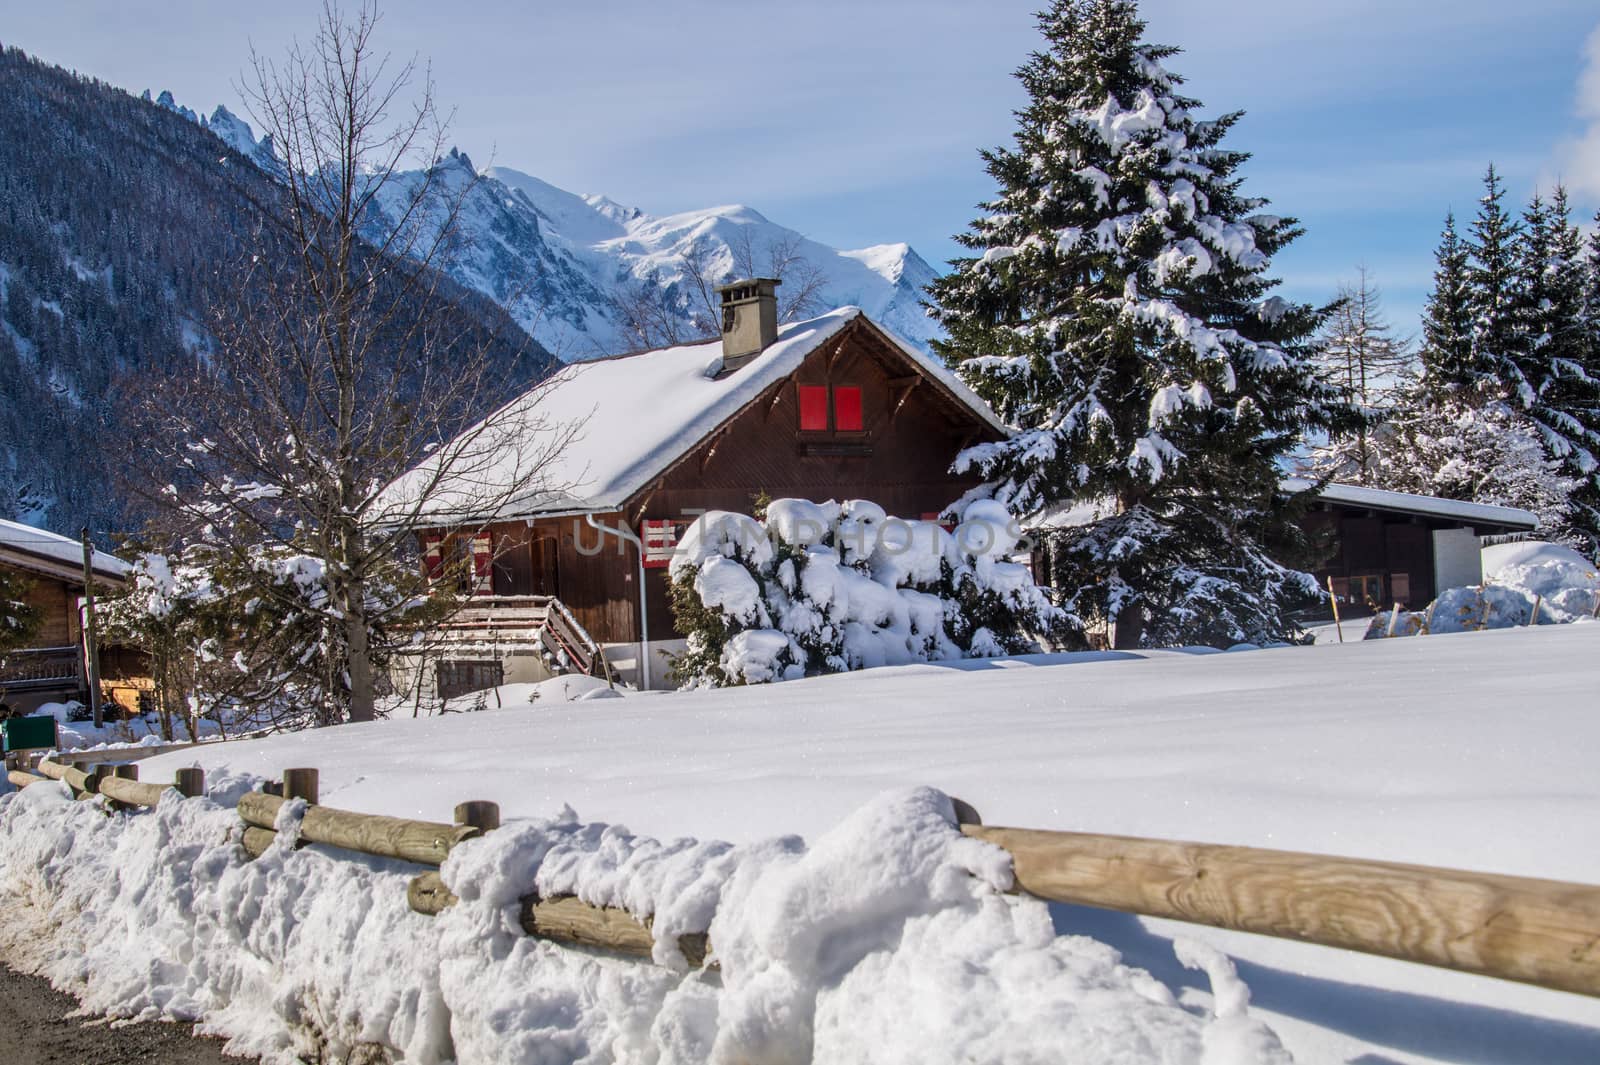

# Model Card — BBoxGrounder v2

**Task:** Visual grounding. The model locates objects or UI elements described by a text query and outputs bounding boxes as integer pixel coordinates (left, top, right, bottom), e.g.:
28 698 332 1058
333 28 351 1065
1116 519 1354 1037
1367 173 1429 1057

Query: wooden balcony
0 645 83 692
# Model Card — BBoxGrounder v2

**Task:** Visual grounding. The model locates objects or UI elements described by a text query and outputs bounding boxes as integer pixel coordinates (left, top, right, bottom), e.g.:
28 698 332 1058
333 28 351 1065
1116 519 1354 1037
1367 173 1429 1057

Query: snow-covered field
3 623 1598 1063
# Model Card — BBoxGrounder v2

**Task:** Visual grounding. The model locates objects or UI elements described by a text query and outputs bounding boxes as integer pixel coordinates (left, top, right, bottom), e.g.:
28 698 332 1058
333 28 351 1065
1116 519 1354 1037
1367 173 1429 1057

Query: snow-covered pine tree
1582 214 1600 546
1505 187 1600 554
1382 183 1591 553
1584 212 1600 352
1467 166 1524 392
1303 268 1414 484
1418 213 1475 401
928 0 1355 649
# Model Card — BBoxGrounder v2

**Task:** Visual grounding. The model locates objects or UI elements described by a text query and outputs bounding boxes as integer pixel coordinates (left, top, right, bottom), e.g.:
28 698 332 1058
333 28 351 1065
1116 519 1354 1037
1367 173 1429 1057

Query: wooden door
530 536 559 597
494 530 533 597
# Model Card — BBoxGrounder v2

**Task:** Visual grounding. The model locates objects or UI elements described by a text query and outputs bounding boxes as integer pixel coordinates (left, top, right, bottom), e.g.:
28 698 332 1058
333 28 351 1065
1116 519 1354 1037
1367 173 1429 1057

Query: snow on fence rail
10 758 1600 1000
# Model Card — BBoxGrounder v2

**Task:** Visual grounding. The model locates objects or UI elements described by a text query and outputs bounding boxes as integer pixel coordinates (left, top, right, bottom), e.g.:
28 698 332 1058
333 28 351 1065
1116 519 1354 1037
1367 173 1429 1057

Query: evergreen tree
1418 213 1474 400
928 0 1354 649
1510 188 1600 554
1397 181 1599 556
0 568 43 658
1466 165 1524 393
1583 212 1600 356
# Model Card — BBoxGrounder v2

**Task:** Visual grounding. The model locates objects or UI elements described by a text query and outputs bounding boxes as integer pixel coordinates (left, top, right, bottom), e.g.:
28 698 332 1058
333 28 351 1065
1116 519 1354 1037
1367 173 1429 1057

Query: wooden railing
540 597 611 680
442 594 552 631
11 764 1598 998
0 645 82 689
438 594 612 681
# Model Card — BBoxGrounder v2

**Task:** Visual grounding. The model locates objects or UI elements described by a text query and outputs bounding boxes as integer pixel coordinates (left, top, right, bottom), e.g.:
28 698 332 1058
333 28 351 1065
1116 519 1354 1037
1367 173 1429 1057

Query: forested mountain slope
0 46 553 538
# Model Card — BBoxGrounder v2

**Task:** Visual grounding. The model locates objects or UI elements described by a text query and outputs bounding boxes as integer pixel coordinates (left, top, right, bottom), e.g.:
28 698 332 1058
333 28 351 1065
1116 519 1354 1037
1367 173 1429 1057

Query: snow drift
0 782 1287 1065
1363 540 1599 638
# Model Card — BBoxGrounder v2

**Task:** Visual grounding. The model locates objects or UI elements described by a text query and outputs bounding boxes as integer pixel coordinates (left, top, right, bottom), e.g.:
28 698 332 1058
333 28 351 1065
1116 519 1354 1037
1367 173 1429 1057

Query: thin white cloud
1555 23 1600 200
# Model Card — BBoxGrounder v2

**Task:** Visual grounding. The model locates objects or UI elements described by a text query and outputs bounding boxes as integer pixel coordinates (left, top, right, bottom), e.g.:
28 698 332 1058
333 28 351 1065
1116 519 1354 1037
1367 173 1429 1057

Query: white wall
601 639 686 690
1433 527 1483 592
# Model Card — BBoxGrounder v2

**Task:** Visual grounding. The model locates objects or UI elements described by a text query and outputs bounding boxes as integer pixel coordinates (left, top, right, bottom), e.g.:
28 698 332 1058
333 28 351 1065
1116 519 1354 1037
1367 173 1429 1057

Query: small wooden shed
1290 480 1539 615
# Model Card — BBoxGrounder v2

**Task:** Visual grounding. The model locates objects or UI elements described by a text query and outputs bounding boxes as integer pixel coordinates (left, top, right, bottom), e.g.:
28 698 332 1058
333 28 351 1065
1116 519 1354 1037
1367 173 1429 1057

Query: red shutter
798 385 829 431
422 535 444 583
833 386 863 431
641 519 677 569
470 534 493 596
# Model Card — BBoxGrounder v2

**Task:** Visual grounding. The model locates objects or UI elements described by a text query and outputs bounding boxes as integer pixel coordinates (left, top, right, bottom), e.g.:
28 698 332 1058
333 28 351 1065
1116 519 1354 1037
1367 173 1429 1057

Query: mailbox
2 715 59 753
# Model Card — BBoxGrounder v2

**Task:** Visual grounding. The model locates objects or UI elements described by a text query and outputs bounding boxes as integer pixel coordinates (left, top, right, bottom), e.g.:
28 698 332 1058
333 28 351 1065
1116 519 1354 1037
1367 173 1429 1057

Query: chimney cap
714 277 782 300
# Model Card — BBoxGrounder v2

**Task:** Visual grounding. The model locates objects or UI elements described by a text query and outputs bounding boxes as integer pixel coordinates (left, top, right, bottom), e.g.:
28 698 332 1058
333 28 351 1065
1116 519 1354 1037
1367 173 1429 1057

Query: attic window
834 386 863 432
798 385 829 431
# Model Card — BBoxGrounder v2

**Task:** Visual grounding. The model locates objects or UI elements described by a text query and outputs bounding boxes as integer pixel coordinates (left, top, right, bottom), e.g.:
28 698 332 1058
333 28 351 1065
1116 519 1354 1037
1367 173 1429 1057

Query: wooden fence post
454 801 500 835
949 797 983 827
1528 595 1542 627
175 767 205 799
106 763 137 811
283 768 319 804
1326 576 1344 643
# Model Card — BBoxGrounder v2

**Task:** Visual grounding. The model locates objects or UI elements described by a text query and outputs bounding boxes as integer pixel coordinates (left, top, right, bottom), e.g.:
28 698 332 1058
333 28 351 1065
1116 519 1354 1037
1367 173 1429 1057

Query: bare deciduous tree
1307 267 1415 484
130 1 575 725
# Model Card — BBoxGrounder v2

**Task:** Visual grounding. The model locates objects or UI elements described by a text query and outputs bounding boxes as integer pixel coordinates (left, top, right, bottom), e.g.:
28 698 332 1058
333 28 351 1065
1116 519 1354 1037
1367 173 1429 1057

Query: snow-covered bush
668 499 1069 687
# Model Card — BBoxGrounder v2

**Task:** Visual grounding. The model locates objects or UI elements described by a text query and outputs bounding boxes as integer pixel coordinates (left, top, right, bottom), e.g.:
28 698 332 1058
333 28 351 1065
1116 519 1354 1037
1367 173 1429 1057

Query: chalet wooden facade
1293 481 1539 616
401 282 1006 691
0 519 140 716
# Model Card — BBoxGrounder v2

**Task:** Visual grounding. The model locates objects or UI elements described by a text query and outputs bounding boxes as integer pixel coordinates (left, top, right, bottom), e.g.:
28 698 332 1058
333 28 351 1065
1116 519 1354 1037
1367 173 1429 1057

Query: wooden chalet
397 279 1005 692
1291 480 1539 616
0 518 141 716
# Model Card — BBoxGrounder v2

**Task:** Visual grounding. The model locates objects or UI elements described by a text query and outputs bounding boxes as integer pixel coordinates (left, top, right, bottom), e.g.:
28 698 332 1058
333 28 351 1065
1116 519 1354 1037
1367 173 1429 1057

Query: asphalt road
0 962 253 1064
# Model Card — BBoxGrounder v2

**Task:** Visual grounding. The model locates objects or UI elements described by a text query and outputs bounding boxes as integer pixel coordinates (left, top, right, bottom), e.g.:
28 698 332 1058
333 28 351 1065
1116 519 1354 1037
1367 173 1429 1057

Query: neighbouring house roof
389 307 1004 525
1281 478 1540 533
0 518 132 583
1031 481 1541 536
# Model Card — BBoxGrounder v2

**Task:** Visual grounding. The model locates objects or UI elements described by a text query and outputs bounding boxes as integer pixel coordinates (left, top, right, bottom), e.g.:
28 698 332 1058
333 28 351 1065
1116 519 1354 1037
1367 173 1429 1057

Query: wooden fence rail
12 761 1600 998
961 821 1600 999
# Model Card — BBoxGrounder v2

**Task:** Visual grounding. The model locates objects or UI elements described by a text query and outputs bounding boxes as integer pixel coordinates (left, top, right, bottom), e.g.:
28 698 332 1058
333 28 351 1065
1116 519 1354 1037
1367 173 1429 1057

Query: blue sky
5 0 1600 335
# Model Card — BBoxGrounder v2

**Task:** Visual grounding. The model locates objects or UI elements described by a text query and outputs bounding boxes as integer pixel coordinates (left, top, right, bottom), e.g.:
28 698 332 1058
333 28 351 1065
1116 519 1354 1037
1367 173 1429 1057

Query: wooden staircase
440 596 613 682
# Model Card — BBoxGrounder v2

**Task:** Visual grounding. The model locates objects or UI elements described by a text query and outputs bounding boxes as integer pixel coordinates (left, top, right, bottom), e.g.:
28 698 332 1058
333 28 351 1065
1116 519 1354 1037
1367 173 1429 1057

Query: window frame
797 383 830 432
832 384 864 433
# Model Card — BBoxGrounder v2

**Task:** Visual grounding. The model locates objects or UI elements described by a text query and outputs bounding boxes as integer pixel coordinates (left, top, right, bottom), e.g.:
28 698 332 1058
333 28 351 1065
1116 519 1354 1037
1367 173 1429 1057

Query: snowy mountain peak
842 243 936 290
152 90 197 123
206 106 268 161
162 96 942 361
423 167 943 360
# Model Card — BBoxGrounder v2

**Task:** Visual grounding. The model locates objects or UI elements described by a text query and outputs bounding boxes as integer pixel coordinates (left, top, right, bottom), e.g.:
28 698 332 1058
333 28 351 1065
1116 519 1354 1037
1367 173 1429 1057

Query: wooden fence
8 760 1599 998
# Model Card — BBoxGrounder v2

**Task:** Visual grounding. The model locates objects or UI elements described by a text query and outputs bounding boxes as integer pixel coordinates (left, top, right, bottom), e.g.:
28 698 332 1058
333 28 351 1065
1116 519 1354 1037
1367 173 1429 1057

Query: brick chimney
715 277 781 372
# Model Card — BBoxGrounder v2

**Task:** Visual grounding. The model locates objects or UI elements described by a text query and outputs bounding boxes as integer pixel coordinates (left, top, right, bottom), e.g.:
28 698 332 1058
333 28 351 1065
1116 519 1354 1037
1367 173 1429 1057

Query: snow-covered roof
0 518 131 581
1282 479 1540 532
395 307 1003 523
1033 481 1540 534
